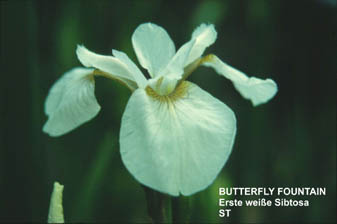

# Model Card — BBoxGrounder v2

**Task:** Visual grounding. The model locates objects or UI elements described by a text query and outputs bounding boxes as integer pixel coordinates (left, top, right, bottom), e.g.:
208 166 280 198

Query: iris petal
185 23 217 66
76 45 145 89
43 67 100 137
203 55 278 106
132 23 176 77
112 49 147 88
160 24 217 79
120 81 236 196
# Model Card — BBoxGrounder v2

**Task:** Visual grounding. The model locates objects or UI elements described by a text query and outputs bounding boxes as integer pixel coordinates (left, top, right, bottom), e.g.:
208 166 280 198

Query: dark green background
1 0 336 223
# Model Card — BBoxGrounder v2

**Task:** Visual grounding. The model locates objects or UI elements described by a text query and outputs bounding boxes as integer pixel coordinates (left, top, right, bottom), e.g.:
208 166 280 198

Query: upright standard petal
160 24 217 79
202 55 278 106
182 24 217 66
132 23 176 77
48 182 64 223
120 81 236 196
76 45 145 88
160 39 196 78
43 67 100 137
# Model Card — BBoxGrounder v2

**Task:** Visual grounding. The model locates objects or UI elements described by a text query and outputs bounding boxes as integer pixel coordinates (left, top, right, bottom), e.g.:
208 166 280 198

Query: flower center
145 81 189 103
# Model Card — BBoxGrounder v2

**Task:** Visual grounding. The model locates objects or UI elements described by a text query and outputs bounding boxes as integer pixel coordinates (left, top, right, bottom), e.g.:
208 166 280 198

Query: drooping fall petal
120 81 236 196
202 55 278 106
43 67 100 136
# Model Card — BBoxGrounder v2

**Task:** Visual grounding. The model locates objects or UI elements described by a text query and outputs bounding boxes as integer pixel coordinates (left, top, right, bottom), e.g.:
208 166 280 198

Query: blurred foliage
1 0 336 223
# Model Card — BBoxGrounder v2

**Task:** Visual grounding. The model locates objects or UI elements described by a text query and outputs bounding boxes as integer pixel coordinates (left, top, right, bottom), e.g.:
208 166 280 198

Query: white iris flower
43 23 277 196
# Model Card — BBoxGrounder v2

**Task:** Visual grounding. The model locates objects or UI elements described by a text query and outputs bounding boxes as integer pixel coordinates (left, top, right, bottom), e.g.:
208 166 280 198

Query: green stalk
142 186 171 223
172 196 190 224
142 186 191 224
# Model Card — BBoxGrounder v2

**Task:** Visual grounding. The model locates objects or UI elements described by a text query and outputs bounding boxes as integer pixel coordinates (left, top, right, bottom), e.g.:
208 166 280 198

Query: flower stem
142 186 191 224
142 186 171 223
172 196 190 224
